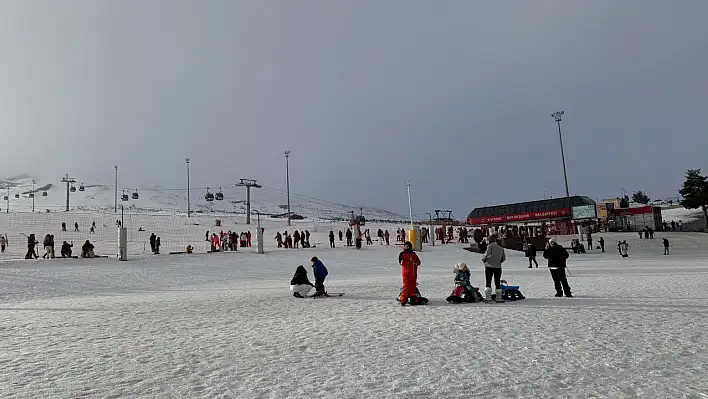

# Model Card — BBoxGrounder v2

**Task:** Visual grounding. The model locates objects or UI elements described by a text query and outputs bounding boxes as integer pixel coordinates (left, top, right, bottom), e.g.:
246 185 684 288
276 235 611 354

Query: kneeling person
290 265 315 298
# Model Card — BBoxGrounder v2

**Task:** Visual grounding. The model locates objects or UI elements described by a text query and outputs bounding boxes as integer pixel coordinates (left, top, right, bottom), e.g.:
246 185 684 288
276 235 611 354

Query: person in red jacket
398 241 421 306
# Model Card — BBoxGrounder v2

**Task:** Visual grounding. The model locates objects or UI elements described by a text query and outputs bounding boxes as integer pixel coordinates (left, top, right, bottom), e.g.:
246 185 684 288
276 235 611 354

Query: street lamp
32 179 35 212
406 181 414 227
285 151 291 227
114 166 118 213
186 158 191 217
551 111 570 197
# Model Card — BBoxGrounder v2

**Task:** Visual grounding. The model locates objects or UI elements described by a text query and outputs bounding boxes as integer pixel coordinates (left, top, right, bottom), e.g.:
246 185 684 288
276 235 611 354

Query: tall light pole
186 158 191 217
654 128 665 198
31 179 35 212
406 181 414 227
426 212 434 246
285 151 291 226
551 111 570 197
114 165 118 213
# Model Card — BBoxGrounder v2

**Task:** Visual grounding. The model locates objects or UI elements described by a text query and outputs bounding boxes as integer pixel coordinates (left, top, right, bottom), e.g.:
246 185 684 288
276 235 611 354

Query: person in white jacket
481 234 506 303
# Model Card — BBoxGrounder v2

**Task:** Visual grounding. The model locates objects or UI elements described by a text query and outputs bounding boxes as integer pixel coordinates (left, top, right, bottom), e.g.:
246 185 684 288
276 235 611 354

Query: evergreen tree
619 195 630 208
679 169 708 232
631 190 651 205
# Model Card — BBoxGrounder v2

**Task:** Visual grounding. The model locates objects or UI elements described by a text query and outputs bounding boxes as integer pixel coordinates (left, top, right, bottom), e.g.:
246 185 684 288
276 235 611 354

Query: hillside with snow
0 175 408 221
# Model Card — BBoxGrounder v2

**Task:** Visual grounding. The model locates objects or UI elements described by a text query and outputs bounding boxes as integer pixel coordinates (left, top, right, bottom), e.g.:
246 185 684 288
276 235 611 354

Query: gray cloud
0 0 706 217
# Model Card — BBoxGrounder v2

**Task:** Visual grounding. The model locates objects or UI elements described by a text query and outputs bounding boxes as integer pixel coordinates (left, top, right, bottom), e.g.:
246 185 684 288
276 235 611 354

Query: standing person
90 225 95 234
527 242 538 268
61 222 67 232
0 235 6 253
293 230 300 249
617 241 622 255
206 230 210 242
25 234 39 259
543 237 572 297
42 234 52 259
377 229 384 245
662 237 670 255
50 235 56 258
149 233 157 254
311 256 329 297
155 237 161 254
329 231 335 248
599 237 605 252
620 240 629 258
74 222 79 232
338 230 343 242
384 230 390 245
365 229 373 245
275 231 283 248
345 229 353 247
587 232 593 251
481 234 506 303
398 241 421 306
305 230 311 247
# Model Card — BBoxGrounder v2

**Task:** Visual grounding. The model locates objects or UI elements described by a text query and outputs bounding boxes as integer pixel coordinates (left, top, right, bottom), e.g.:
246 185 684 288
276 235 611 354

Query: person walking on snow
384 230 390 245
399 241 421 306
290 265 315 298
481 234 506 303
311 256 329 297
599 237 605 252
543 237 572 297
526 242 538 268
0 235 6 253
329 231 335 248
74 222 79 232
662 238 670 255
619 240 629 258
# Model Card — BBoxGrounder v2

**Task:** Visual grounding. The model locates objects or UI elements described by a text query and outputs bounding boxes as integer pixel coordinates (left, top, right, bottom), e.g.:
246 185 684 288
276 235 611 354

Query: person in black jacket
290 265 315 298
543 237 572 297
527 242 538 268
329 231 335 248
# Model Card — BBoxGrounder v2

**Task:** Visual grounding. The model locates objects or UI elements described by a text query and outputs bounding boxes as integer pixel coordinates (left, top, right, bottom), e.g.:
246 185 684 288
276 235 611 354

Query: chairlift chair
79 183 85 192
132 190 139 200
29 193 34 198
14 193 19 199
42 191 48 197
215 188 224 201
3 195 7 201
205 188 214 202
70 185 76 193
121 190 129 201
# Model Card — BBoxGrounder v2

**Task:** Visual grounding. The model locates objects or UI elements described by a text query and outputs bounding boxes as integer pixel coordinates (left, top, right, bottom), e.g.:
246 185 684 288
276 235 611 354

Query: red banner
467 208 570 225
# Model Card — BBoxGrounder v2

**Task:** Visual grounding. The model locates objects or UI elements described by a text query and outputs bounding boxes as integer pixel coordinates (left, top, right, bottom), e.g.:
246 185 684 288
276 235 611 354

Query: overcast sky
1 1 707 217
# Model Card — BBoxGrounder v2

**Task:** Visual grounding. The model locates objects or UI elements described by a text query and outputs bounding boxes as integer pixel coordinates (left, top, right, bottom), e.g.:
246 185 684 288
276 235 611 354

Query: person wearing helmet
311 256 329 297
398 241 421 306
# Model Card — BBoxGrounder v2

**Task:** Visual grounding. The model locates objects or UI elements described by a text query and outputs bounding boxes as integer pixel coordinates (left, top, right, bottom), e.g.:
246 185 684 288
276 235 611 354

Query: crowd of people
22 233 95 259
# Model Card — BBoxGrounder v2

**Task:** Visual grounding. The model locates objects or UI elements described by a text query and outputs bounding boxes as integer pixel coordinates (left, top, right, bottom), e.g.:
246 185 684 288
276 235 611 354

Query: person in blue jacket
311 256 329 297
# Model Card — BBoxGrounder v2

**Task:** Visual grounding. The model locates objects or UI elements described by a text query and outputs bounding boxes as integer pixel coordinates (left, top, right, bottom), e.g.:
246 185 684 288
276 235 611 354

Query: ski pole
566 267 572 276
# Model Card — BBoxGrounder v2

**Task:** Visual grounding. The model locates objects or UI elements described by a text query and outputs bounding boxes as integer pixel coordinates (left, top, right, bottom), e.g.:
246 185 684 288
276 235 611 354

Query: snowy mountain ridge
0 175 408 221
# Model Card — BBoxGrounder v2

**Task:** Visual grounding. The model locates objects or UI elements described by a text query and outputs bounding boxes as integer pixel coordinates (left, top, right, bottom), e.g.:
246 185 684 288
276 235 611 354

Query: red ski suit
399 250 421 304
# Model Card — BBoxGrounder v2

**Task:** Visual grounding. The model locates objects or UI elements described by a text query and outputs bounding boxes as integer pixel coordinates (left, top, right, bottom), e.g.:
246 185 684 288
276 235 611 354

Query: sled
490 280 526 301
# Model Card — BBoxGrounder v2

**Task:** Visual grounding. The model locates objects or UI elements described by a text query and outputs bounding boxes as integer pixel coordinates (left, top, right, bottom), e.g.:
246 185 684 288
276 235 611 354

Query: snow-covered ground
1 217 707 398
662 206 704 223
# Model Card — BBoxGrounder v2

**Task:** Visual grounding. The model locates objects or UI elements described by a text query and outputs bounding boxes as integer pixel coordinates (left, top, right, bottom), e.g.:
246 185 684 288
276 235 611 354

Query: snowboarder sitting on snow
311 256 329 297
290 265 315 298
81 240 95 258
400 284 429 304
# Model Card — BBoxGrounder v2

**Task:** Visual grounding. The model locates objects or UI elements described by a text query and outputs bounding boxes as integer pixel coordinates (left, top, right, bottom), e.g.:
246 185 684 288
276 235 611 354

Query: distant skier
290 265 315 298
74 222 79 232
293 230 300 249
329 231 335 248
61 222 67 232
662 238 670 255
0 235 6 253
338 230 343 242
526 242 538 268
599 237 605 252
384 230 390 245
311 257 329 297
90 225 95 234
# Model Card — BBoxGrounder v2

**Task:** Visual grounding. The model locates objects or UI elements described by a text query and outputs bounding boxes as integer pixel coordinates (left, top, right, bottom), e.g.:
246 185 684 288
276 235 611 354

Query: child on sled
446 263 483 303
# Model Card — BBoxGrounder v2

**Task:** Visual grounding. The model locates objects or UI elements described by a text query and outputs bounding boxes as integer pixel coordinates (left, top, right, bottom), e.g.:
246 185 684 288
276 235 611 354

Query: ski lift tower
236 179 261 224
61 174 76 212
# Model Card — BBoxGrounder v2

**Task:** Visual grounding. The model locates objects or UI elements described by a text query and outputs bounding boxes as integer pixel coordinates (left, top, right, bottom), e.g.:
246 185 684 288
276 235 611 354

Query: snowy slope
0 225 706 398
0 175 407 221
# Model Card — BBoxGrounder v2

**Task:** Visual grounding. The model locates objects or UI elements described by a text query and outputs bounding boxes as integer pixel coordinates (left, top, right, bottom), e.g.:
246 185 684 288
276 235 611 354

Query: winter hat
454 263 468 273
549 237 557 244
311 256 318 263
